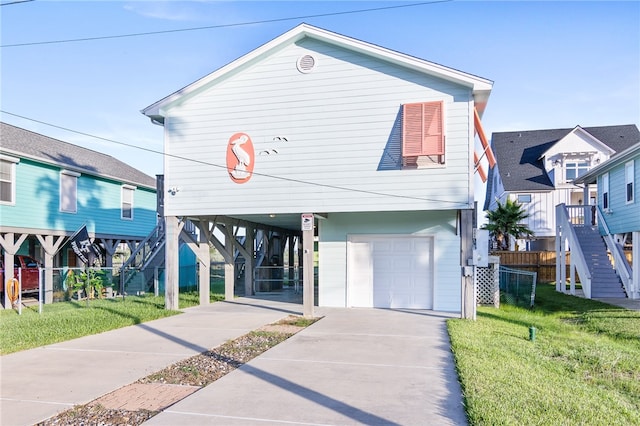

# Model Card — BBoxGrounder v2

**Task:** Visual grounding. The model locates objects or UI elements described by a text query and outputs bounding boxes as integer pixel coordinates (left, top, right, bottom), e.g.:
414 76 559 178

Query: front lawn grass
0 291 224 355
448 283 640 425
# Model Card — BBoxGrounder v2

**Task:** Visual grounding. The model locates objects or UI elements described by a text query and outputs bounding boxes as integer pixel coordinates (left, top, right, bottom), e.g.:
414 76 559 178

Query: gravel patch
37 315 318 426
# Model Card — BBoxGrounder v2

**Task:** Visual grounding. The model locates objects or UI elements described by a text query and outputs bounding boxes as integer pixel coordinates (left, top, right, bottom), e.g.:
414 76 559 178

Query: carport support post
288 236 295 286
2 252 15 309
198 234 210 306
0 233 27 309
460 210 476 320
244 225 254 297
302 215 314 318
36 235 66 305
165 216 180 310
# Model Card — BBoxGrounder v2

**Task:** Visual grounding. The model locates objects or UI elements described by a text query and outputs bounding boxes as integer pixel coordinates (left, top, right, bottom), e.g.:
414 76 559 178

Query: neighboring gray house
484 124 639 250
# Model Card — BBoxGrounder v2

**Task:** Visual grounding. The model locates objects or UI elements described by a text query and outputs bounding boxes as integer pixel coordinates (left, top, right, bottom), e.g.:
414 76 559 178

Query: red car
0 255 41 295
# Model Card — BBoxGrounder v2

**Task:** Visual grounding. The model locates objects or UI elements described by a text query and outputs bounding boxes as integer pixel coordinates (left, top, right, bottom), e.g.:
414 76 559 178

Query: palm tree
482 199 534 250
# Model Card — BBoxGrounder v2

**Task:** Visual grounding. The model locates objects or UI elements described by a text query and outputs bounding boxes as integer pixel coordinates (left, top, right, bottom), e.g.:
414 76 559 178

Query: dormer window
565 161 589 182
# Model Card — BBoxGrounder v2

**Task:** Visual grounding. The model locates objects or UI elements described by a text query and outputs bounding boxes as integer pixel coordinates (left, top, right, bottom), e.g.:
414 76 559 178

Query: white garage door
347 235 433 309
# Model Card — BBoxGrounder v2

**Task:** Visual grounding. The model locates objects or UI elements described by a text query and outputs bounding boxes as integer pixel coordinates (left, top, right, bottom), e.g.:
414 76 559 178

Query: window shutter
402 103 424 156
422 101 444 155
402 101 444 157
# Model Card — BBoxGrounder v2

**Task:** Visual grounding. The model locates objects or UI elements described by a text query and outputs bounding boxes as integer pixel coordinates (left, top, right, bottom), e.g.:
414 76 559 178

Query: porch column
35 235 66 304
2 252 15 309
633 231 640 299
583 185 590 223
0 233 28 309
555 227 561 292
559 228 567 293
100 239 121 268
165 216 180 310
569 261 576 295
302 214 314 318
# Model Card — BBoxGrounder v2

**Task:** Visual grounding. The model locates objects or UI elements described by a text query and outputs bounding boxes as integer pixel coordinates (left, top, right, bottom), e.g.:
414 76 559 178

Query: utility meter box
473 229 489 267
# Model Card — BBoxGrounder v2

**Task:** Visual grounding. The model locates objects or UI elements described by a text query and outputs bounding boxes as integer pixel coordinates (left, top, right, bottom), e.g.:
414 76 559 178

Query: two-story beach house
142 24 493 313
0 122 158 306
484 125 639 250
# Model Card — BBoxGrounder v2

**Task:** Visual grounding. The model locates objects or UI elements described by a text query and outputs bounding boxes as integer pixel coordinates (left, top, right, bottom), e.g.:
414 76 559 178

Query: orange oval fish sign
226 132 255 184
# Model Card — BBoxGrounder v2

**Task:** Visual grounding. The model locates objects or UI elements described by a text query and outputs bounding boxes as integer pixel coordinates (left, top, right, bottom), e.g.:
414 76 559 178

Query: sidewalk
0 298 301 426
1 298 467 426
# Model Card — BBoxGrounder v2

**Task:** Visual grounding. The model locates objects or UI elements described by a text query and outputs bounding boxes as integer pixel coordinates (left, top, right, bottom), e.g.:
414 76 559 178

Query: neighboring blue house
0 122 158 305
568 142 640 299
484 125 639 251
142 23 493 314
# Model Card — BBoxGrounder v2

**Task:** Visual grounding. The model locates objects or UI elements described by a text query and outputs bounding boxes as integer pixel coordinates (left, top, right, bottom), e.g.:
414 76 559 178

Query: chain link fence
499 265 537 307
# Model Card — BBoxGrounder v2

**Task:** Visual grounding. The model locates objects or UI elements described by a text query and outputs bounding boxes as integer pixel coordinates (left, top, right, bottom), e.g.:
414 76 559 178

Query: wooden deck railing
491 250 633 283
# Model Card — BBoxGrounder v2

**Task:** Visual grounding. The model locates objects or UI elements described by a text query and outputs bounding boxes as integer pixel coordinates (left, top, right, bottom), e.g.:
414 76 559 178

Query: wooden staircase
573 226 626 298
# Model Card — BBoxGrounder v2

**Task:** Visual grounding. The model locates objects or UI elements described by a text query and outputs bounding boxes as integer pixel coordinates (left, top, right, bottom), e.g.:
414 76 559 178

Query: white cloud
123 1 211 22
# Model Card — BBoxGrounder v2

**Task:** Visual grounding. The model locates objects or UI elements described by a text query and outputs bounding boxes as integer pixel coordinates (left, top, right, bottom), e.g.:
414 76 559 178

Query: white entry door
347 235 433 309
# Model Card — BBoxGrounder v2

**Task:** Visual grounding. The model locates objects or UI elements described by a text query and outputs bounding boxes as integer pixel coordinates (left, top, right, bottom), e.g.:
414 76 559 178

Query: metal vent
296 54 316 73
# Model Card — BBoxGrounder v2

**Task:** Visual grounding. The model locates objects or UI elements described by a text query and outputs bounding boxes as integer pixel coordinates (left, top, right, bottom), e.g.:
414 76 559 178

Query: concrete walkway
594 297 640 311
1 298 466 426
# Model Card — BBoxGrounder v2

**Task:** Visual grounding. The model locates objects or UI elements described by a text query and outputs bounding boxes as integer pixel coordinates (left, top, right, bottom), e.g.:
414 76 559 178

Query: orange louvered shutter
402 103 424 156
402 101 444 156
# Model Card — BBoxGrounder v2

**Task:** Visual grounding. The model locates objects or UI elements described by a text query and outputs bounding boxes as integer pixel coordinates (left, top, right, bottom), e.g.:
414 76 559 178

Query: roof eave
141 23 493 121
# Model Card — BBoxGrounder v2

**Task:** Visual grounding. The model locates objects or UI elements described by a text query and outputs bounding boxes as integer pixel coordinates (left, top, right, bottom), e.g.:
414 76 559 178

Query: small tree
483 199 534 250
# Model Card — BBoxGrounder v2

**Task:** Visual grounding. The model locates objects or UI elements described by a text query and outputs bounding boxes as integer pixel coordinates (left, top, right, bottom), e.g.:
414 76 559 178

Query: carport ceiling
223 213 323 232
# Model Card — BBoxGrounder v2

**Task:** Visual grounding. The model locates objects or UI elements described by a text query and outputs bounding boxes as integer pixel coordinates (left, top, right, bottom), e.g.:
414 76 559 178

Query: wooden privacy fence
491 250 633 283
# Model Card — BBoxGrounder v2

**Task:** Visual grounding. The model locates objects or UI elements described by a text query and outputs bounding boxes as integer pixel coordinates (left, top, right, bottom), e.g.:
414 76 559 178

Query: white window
122 185 135 219
602 172 609 210
517 194 531 203
565 161 589 182
0 156 18 204
626 161 634 203
60 170 79 213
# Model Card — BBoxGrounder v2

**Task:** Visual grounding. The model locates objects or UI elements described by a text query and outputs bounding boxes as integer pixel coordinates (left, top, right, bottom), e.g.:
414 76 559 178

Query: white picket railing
556 204 592 298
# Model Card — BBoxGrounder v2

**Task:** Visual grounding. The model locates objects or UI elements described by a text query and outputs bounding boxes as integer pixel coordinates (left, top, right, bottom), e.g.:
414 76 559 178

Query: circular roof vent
296 54 317 73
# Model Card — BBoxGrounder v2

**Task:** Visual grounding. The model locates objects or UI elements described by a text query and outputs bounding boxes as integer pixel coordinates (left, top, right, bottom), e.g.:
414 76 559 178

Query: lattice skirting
476 258 500 308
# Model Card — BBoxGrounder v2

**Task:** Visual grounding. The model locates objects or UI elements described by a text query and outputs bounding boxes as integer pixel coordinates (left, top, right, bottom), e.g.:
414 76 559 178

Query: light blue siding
318 210 461 311
0 158 157 237
162 38 474 217
600 155 640 233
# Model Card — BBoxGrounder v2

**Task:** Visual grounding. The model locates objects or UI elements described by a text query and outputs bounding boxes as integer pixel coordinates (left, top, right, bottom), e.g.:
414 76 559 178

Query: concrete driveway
1 298 466 426
146 306 467 426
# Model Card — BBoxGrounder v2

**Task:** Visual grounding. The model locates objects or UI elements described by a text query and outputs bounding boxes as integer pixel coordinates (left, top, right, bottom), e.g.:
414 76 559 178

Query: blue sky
2 0 639 195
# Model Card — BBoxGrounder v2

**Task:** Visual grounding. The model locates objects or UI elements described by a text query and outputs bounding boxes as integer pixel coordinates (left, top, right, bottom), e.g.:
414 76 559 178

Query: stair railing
595 206 634 298
120 222 165 295
556 203 592 298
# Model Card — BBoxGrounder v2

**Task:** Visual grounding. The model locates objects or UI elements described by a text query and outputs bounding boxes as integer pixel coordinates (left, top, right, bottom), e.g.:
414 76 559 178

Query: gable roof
0 122 156 189
142 23 493 123
488 124 639 191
